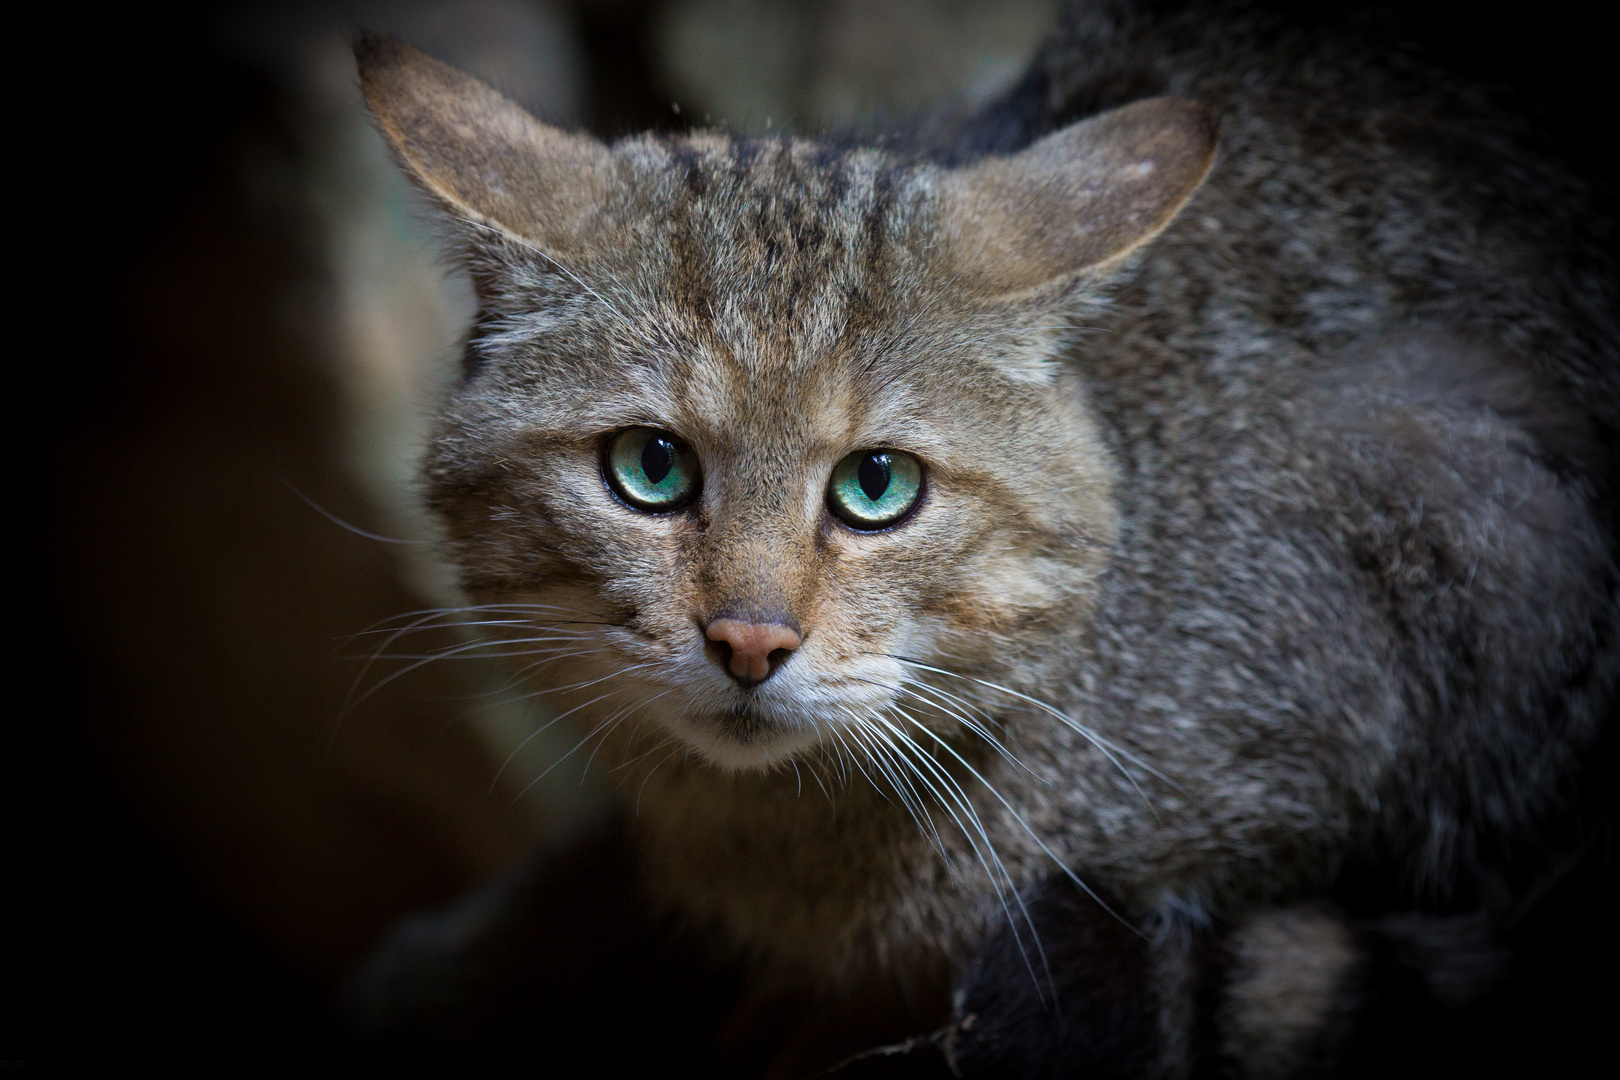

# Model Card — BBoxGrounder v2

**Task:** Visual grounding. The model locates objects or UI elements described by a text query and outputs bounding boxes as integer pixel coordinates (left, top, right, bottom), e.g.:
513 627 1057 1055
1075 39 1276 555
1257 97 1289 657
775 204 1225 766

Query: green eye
828 449 923 530
605 427 700 512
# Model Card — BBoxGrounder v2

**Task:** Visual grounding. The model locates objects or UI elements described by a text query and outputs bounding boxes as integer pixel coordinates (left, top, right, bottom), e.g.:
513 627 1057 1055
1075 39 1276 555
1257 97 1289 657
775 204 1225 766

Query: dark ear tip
350 29 386 62
1162 97 1220 153
1114 97 1218 177
1185 98 1219 139
351 31 409 80
1140 96 1217 137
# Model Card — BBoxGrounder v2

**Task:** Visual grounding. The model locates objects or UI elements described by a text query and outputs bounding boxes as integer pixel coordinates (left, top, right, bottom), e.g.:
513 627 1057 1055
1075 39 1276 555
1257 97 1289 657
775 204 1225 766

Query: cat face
361 38 1213 769
424 137 1118 767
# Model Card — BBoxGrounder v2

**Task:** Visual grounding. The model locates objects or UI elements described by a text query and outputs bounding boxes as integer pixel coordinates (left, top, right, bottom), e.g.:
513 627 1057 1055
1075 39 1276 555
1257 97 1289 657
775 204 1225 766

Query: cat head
358 37 1214 770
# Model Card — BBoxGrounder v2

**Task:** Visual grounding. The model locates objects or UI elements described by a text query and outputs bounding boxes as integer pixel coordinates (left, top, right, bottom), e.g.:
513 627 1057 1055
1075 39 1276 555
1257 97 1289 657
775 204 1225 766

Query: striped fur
355 5 1618 1071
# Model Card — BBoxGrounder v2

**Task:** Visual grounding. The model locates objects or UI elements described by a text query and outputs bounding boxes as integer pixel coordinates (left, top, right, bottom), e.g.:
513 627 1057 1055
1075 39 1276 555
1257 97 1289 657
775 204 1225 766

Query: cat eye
827 450 923 530
604 427 701 512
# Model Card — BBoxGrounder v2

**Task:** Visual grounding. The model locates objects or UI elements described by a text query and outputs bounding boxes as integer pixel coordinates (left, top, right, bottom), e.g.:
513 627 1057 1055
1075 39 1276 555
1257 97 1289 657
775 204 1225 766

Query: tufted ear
938 98 1217 297
355 34 613 253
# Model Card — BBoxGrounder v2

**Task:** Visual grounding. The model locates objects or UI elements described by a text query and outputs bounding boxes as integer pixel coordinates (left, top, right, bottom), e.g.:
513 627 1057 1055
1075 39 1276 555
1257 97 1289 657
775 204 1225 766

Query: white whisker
890 709 1143 940
864 709 1055 1002
890 656 1176 812
493 687 630 786
459 215 631 323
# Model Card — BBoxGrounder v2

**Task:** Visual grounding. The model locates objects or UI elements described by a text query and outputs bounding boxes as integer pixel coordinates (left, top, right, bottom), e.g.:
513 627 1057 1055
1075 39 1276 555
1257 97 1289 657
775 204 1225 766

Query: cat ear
938 98 1217 297
355 34 612 252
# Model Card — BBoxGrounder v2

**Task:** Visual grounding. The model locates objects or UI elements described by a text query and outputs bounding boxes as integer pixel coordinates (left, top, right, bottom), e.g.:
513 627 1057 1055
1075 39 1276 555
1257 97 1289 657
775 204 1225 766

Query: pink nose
705 617 802 685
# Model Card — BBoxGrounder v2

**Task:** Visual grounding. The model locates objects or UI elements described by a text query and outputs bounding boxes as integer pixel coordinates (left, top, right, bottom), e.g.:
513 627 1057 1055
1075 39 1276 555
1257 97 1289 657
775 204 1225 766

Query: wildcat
346 2 1618 1075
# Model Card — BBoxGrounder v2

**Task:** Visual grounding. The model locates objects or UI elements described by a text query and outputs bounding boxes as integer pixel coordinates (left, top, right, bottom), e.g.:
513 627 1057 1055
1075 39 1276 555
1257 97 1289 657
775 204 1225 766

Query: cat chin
664 711 827 773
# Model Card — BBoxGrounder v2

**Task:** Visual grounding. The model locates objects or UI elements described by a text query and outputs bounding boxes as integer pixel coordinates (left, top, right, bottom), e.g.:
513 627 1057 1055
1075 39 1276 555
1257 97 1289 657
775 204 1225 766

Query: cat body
352 2 1617 1073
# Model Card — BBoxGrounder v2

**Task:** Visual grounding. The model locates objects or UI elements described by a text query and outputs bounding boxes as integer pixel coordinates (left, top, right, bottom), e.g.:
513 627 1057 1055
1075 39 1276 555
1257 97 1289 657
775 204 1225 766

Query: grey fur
355 2 1618 1073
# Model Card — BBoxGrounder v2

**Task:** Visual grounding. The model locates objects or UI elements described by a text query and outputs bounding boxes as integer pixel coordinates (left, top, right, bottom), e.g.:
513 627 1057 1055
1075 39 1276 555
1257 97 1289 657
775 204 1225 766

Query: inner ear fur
939 98 1217 297
355 34 612 253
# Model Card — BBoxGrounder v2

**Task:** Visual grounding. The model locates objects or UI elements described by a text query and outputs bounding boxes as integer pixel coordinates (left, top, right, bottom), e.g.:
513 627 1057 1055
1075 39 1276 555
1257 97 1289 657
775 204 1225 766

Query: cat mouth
714 702 773 742
668 696 829 770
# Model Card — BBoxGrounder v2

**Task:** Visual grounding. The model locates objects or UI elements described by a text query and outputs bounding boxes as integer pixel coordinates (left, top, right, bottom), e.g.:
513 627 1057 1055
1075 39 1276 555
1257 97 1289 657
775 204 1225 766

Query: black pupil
858 453 891 502
641 436 676 485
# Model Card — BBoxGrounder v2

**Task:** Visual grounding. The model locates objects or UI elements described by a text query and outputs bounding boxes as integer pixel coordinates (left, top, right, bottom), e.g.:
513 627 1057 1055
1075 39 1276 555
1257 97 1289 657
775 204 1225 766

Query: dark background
11 0 1618 1070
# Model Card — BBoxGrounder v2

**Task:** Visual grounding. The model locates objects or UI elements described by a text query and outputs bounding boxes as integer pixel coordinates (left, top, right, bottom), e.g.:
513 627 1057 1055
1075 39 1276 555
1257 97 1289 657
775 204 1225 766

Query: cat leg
1214 906 1361 1077
943 881 1516 1079
1219 905 1514 1077
943 878 1165 1078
